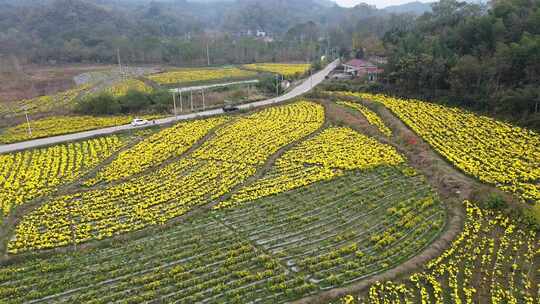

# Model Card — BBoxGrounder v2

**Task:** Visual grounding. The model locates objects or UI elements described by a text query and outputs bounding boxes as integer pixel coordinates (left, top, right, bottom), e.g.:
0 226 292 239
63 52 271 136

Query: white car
131 118 149 126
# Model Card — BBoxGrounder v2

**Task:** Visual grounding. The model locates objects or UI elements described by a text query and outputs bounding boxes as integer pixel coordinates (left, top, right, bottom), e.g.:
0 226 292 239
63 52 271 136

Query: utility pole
190 90 194 111
117 48 123 78
180 92 183 113
275 74 280 97
310 69 313 89
173 91 177 118
206 40 210 66
24 107 32 136
201 89 205 110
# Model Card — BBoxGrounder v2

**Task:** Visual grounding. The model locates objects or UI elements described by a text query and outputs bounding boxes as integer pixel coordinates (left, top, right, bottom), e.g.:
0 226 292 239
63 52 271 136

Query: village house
342 59 383 81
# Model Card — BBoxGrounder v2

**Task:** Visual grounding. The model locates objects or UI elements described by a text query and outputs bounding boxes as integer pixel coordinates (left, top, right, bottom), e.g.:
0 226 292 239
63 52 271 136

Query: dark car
223 104 239 112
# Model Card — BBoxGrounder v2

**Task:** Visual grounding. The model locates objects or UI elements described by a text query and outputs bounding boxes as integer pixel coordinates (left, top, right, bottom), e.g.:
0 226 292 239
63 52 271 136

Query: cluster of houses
234 29 274 43
340 57 386 82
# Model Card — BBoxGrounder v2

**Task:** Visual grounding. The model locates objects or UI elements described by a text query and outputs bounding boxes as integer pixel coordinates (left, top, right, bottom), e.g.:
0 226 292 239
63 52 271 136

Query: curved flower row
243 63 311 77
0 115 137 144
0 136 125 216
337 101 392 137
216 127 404 209
148 67 257 85
0 163 445 303
9 101 324 253
336 200 539 304
343 92 540 205
192 101 324 165
87 117 229 184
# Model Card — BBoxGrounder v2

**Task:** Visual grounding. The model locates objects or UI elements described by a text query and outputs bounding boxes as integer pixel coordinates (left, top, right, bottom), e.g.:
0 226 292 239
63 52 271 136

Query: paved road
0 60 339 154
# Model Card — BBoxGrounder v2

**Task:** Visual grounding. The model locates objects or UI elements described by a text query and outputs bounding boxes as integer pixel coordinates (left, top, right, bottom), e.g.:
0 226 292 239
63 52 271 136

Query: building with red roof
342 59 383 81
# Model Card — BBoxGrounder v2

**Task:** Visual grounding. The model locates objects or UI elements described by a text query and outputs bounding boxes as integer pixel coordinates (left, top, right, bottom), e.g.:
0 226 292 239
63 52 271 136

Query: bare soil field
0 64 114 102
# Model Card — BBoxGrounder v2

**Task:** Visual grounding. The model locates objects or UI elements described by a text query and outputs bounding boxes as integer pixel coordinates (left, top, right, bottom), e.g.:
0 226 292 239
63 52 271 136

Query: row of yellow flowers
0 115 139 144
104 79 154 97
336 200 539 304
192 101 324 164
8 101 324 253
243 63 311 77
0 136 125 216
337 101 392 137
339 92 540 205
216 127 404 209
87 117 229 184
148 67 257 85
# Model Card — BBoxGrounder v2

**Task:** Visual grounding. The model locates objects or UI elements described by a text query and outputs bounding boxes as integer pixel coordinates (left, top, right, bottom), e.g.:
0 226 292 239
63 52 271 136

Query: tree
381 0 540 127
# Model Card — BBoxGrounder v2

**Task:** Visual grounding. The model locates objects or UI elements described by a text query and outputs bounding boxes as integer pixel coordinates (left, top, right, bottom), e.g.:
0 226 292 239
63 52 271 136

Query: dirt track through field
292 99 478 303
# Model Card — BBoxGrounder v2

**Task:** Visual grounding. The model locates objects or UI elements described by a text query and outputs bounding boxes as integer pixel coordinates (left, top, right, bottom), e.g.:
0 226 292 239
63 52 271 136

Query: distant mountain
383 1 433 15
0 0 411 64
186 0 234 2
313 0 338 7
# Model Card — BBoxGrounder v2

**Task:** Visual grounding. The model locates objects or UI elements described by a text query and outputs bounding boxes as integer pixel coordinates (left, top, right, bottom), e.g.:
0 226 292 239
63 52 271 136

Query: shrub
483 193 507 210
76 93 121 115
118 89 152 113
76 89 172 115
256 76 283 95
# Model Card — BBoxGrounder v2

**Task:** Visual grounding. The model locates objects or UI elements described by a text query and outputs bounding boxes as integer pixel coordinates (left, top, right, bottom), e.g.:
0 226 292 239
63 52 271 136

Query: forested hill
381 0 540 127
0 0 411 65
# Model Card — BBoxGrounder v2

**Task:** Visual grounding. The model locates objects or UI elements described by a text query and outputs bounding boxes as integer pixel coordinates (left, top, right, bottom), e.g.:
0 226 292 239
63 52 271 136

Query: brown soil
0 64 113 102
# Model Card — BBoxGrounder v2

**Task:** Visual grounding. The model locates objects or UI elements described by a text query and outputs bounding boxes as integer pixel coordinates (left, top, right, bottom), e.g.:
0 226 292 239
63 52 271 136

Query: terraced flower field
338 92 540 206
1 96 537 304
8 102 325 253
335 200 540 304
243 63 311 77
148 67 257 85
0 136 125 216
217 127 404 209
0 115 138 144
87 117 229 184
0 166 445 303
0 85 90 117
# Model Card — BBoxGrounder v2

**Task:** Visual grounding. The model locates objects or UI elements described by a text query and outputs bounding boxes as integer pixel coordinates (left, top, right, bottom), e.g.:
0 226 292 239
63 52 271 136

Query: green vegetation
0 168 445 303
330 200 539 304
75 90 172 115
1 0 539 303
381 0 540 127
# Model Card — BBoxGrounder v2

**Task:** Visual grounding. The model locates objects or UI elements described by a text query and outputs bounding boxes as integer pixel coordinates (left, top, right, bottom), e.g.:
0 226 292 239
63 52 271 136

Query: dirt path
294 94 530 303
326 98 479 202
291 99 478 304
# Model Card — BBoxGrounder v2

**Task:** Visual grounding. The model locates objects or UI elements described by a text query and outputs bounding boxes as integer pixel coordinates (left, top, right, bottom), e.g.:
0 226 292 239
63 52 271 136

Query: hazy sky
334 0 433 8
